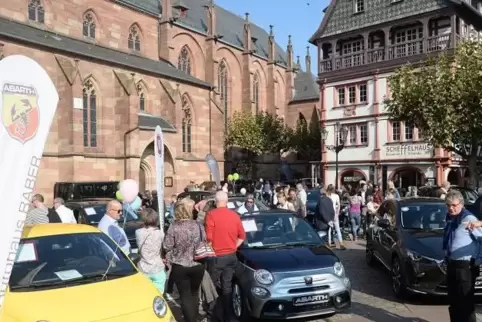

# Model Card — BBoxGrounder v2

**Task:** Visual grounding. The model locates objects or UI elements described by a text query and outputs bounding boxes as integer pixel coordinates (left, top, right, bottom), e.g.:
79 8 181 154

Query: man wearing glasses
98 200 131 254
443 190 482 322
236 194 259 215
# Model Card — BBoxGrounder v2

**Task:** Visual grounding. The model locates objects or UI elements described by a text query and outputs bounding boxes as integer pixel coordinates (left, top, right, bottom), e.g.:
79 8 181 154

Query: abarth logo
294 294 329 305
2 83 39 144
304 276 313 285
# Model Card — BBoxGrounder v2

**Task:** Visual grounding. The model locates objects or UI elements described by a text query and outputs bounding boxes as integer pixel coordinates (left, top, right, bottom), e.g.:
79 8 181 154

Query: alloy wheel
232 283 242 318
392 259 402 294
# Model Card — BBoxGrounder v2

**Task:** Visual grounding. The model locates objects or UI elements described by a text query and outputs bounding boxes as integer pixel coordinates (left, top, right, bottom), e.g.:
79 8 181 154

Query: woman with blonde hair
164 198 205 322
135 208 166 293
326 184 345 250
387 181 401 200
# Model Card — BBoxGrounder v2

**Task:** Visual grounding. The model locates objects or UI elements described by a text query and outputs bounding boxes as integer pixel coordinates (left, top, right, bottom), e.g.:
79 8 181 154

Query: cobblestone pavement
168 241 482 321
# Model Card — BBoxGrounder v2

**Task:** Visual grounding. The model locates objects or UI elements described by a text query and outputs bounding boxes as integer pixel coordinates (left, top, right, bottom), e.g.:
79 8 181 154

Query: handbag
194 223 216 261
133 231 152 265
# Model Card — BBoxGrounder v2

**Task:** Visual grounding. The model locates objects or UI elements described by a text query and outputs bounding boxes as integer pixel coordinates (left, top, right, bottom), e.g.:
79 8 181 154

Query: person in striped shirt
25 194 49 225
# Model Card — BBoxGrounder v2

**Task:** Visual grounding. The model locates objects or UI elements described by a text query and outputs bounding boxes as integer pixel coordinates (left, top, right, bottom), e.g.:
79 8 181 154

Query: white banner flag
154 126 165 228
0 55 59 309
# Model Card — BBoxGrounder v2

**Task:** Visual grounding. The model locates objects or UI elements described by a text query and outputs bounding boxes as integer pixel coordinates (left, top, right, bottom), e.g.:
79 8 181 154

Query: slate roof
138 112 177 132
290 70 320 103
0 18 212 89
310 0 449 42
120 0 288 65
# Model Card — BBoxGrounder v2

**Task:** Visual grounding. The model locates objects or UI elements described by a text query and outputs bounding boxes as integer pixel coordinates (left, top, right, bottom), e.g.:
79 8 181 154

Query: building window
128 25 141 52
82 12 96 39
344 123 368 146
348 125 357 145
181 95 192 153
392 121 401 141
405 121 414 140
359 84 367 103
336 82 367 106
82 80 97 147
348 86 356 104
360 123 368 144
178 46 191 75
355 0 365 13
28 0 45 23
338 88 345 105
218 61 229 127
253 73 259 113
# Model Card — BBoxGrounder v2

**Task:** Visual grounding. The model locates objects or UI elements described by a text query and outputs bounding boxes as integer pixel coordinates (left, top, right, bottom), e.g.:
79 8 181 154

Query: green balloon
115 190 124 201
227 174 234 181
233 173 239 181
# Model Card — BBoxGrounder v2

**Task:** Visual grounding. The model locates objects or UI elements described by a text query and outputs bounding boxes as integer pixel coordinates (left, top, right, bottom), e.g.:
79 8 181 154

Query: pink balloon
119 179 139 203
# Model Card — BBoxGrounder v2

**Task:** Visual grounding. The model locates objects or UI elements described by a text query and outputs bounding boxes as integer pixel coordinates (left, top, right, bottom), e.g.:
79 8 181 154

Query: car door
371 201 387 257
379 200 398 267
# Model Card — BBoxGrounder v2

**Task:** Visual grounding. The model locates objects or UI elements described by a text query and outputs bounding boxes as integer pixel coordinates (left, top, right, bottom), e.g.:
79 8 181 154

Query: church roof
290 70 319 103
117 0 288 66
310 0 449 43
0 17 212 89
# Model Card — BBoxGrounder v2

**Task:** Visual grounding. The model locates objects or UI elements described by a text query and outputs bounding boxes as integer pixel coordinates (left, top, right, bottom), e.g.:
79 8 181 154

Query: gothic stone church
0 0 319 200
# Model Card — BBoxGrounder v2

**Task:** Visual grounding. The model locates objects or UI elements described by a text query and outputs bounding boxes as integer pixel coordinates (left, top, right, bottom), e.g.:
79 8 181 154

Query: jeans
447 259 477 322
349 212 361 239
208 253 237 322
333 216 343 243
170 263 204 322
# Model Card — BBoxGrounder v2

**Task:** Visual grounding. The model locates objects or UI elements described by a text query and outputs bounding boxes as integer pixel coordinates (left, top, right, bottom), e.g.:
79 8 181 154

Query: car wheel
232 282 249 321
365 247 376 266
391 256 407 299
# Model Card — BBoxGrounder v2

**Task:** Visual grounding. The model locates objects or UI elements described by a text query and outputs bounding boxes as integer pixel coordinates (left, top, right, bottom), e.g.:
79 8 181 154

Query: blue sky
215 0 329 74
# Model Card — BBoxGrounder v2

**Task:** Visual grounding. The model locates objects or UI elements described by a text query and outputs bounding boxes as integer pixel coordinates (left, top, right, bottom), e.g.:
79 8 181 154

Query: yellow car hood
2 273 165 322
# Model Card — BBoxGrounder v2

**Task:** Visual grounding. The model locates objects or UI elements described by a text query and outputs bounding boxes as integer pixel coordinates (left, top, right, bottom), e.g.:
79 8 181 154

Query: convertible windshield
400 204 447 230
9 232 136 292
241 214 321 248
76 204 139 224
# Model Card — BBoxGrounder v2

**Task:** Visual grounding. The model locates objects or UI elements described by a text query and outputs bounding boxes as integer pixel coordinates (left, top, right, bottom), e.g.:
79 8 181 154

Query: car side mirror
377 218 390 229
128 253 139 263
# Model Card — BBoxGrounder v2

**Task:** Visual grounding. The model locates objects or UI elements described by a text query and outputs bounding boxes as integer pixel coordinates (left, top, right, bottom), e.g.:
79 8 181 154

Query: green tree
384 40 482 186
225 111 292 176
291 110 321 161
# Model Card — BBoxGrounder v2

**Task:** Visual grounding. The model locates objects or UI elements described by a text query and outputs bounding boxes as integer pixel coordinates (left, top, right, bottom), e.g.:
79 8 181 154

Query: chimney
286 35 293 70
305 46 311 73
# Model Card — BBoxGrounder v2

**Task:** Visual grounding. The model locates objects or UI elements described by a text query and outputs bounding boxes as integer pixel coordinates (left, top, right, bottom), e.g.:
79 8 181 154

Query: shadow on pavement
340 301 432 322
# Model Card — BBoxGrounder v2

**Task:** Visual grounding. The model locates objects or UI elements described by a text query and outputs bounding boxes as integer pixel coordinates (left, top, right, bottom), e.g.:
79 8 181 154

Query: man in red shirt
205 190 246 322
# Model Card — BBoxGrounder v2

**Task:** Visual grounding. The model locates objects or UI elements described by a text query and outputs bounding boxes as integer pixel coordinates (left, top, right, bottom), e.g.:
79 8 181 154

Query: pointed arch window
137 83 146 111
178 46 191 75
83 12 96 39
218 61 229 127
28 0 45 23
128 25 141 52
82 80 97 147
253 73 260 114
181 95 192 153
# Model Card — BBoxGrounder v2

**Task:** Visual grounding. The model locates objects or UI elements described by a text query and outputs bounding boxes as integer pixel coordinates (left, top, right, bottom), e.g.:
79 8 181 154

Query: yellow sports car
0 224 175 322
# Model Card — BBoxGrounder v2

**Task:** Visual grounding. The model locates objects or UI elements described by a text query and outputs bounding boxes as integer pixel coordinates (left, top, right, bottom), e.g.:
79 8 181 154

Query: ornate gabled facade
309 0 482 190
0 0 317 200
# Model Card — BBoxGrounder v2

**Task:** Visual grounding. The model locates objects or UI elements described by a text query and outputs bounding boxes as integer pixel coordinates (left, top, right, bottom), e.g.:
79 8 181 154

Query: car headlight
153 296 168 318
333 262 344 277
254 269 274 285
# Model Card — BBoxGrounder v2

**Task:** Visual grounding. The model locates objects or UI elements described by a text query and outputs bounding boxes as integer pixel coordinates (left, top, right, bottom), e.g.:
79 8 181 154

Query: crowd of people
22 176 482 322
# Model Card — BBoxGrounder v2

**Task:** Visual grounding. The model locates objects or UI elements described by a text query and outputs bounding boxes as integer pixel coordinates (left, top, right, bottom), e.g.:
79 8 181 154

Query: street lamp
321 121 349 190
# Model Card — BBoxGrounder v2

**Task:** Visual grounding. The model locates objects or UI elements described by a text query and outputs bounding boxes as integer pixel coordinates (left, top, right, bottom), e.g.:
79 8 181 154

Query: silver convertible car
232 210 351 320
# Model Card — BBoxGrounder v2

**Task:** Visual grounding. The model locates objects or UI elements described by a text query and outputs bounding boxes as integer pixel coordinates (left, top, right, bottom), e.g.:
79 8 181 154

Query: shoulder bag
194 223 216 261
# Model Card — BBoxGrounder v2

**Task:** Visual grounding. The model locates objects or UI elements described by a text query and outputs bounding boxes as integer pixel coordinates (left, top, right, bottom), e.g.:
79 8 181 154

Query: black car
233 210 351 320
177 191 214 203
366 197 482 298
417 185 478 214
64 198 143 250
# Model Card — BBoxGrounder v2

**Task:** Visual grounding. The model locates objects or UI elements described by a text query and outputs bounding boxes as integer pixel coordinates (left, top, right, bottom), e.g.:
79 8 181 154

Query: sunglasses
246 200 254 203
110 209 122 214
